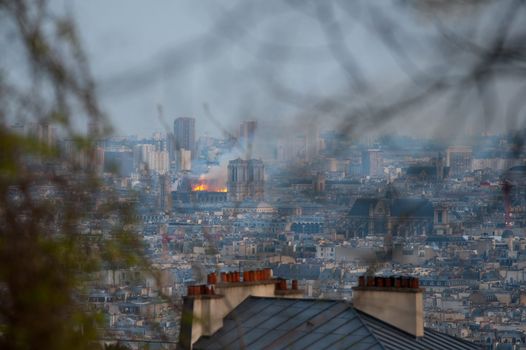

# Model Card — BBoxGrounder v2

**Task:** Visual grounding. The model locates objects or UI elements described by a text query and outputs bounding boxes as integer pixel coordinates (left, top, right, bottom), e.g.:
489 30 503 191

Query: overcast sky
65 0 525 141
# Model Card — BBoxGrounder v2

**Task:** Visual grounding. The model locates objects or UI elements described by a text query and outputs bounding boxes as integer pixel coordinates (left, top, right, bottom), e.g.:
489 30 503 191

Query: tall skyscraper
174 117 196 159
446 146 472 177
227 158 264 201
133 144 169 174
305 122 320 162
362 149 383 177
239 121 257 154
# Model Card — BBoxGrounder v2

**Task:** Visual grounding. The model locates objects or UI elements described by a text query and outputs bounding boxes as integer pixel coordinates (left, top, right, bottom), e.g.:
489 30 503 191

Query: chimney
180 269 284 349
352 276 424 337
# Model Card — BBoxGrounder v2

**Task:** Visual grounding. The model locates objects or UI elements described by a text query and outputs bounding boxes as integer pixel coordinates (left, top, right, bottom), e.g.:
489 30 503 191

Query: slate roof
390 199 434 218
193 296 479 350
273 263 322 280
349 198 434 218
349 199 379 216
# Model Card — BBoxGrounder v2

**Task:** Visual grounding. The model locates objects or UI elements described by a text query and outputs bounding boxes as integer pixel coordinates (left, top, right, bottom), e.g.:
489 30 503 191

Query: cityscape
2 1 526 350
12 117 526 349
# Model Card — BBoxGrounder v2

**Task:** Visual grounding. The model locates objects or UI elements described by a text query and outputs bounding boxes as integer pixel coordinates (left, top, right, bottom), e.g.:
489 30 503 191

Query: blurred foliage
0 1 146 349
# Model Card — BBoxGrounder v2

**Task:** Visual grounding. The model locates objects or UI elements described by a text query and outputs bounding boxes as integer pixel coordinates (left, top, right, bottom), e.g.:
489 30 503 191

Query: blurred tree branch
0 1 147 349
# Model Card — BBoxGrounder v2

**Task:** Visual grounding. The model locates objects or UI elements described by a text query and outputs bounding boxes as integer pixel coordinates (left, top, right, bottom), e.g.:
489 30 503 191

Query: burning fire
192 183 208 191
191 177 227 192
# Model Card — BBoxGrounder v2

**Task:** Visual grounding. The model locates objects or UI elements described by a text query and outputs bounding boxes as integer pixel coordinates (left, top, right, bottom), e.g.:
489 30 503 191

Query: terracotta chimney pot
358 275 365 287
292 280 298 290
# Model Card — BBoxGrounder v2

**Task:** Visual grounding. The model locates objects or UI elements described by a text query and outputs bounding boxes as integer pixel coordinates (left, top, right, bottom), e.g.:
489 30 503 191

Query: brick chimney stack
179 269 302 349
352 275 424 337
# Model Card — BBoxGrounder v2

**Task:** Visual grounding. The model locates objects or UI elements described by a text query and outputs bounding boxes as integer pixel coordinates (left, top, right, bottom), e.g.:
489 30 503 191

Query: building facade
446 146 472 177
362 149 383 177
174 117 196 159
227 158 264 201
348 197 436 238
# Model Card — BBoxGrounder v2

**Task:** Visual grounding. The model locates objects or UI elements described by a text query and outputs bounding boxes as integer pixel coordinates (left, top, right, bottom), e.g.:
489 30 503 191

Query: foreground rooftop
193 296 479 350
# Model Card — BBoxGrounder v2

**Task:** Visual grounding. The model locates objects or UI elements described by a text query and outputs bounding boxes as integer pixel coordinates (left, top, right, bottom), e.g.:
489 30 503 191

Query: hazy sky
66 0 524 140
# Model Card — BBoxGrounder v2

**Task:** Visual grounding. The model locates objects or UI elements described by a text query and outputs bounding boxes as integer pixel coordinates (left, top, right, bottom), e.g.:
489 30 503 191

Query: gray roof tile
193 297 480 350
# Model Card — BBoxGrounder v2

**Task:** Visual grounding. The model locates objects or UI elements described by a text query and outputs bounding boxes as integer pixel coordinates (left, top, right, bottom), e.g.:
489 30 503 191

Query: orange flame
192 178 227 192
192 183 208 191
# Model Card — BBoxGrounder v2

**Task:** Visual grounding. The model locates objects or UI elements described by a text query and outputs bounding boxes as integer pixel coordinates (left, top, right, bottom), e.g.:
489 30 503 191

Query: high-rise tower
362 149 383 177
174 117 196 159
239 121 257 155
446 146 472 178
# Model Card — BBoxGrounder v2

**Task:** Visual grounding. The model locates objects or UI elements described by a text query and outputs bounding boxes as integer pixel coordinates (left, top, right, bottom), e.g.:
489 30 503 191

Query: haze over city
60 0 525 140
2 1 526 349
